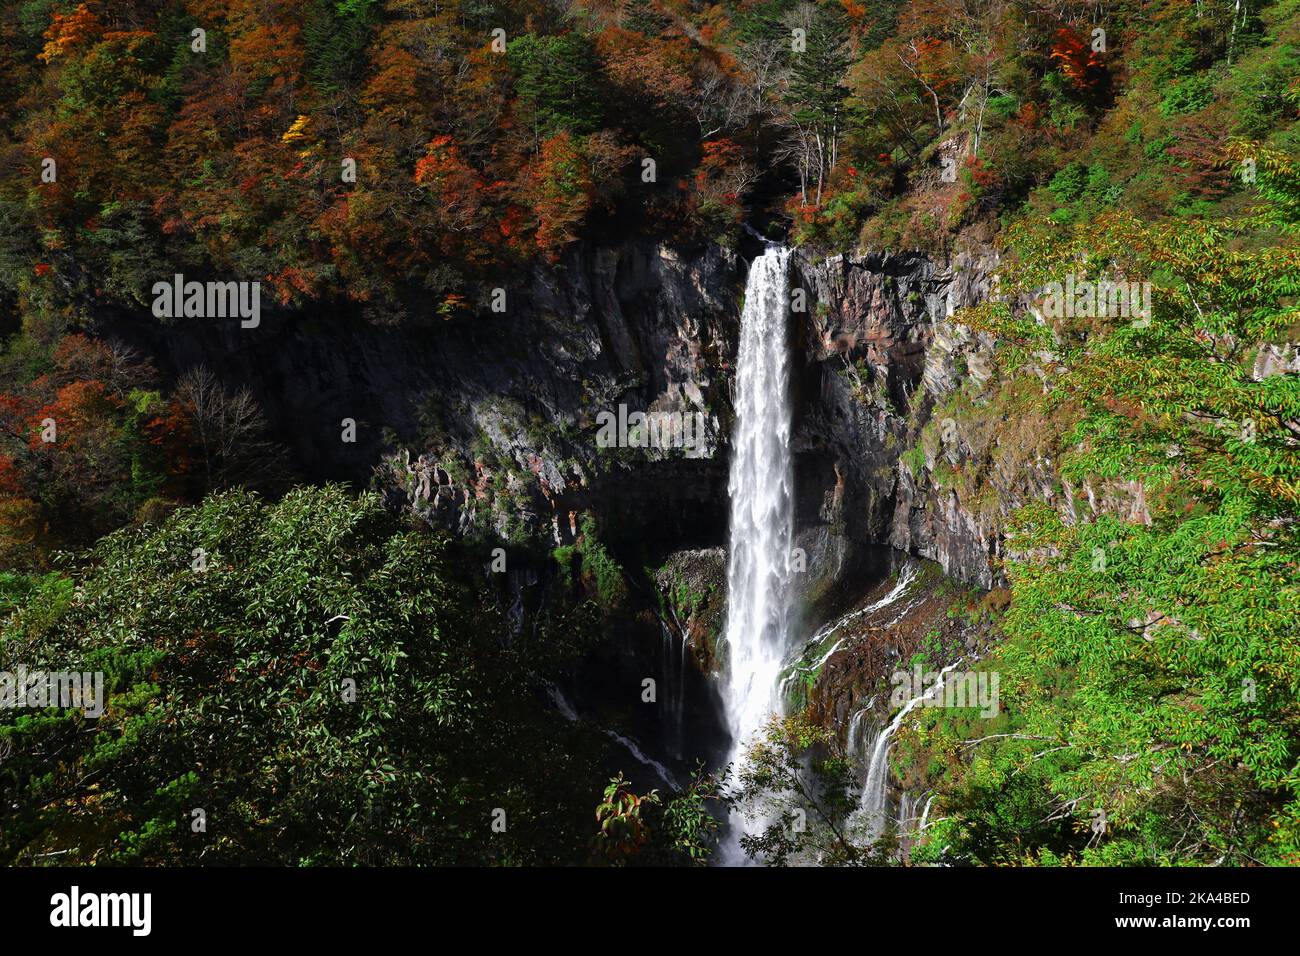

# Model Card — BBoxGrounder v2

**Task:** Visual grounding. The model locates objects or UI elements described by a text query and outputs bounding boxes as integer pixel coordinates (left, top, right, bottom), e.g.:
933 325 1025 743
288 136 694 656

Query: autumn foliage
0 0 1288 312
0 334 282 565
37 3 103 63
1049 27 1105 91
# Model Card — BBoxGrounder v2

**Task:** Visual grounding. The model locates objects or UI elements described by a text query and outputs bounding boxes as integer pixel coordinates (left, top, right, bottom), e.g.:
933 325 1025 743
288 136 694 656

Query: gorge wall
101 239 743 555
793 244 1011 590
100 234 1057 596
98 234 1075 789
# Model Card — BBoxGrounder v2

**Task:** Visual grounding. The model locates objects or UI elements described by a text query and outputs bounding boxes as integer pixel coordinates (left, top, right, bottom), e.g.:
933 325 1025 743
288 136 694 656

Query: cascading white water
779 560 922 699
659 622 687 758
542 681 682 790
853 659 962 843
720 247 795 859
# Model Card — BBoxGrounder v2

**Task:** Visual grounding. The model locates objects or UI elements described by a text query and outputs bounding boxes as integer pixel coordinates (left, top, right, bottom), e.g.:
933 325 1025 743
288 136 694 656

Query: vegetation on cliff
894 140 1300 867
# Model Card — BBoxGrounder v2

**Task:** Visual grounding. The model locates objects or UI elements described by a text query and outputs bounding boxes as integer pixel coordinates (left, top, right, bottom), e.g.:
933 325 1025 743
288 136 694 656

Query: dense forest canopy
2 0 1292 324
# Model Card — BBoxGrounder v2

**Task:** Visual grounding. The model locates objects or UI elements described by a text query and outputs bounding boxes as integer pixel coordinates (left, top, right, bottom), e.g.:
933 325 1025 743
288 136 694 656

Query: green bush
1047 162 1088 204
1158 72 1215 116
0 486 602 865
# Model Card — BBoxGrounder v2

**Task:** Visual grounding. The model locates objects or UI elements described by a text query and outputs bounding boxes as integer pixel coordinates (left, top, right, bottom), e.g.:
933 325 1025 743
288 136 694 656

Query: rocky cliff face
107 224 1097 614
103 238 745 556
101 227 1066 634
790 243 1177 593
792 246 1013 589
107 230 1061 594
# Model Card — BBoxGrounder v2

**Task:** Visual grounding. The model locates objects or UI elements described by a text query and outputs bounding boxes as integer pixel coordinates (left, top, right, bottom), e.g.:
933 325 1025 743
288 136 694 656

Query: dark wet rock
795 558 1000 747
99 239 744 556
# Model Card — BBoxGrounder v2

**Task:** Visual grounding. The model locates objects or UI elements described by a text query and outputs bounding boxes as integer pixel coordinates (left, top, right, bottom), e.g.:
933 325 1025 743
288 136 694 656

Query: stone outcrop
791 246 1013 589
101 239 744 554
103 228 1079 598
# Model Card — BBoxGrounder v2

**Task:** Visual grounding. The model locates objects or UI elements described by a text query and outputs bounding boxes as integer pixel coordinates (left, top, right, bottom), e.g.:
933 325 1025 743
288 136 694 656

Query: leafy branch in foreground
729 714 891 866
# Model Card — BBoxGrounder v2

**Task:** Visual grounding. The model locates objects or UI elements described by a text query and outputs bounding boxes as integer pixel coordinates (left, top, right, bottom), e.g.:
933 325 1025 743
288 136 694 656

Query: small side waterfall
660 622 687 759
779 560 921 701
542 681 682 789
850 659 963 845
720 247 795 860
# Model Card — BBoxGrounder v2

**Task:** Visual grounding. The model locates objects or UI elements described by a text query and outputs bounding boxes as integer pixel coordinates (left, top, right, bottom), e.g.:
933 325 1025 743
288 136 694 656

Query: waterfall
852 659 963 843
720 247 794 860
542 681 682 790
659 622 687 758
